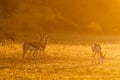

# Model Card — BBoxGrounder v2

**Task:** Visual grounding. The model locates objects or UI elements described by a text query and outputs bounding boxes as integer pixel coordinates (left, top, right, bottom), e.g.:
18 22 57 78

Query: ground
0 36 120 80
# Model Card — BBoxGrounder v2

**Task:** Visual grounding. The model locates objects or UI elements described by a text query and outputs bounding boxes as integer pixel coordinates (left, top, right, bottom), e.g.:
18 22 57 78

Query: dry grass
0 39 120 80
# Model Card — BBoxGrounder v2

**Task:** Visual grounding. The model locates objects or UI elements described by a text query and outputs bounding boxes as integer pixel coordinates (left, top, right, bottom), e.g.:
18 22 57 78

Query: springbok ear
45 34 49 43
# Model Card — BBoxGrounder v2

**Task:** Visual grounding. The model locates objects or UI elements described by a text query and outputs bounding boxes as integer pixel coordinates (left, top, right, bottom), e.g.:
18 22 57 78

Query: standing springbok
22 34 48 63
91 42 106 64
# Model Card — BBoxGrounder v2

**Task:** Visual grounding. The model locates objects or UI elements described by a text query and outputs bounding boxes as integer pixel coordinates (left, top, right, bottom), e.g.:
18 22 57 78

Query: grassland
0 35 120 80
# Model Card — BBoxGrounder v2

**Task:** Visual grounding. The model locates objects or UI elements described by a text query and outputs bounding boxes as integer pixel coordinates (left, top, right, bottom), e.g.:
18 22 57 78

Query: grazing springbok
91 42 106 64
22 34 48 63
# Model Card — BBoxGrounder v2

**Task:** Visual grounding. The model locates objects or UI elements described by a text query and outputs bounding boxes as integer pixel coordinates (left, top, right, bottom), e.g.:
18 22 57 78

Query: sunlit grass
0 40 120 80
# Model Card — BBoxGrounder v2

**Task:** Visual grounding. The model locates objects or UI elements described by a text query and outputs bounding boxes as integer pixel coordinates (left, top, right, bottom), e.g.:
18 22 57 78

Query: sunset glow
0 0 120 80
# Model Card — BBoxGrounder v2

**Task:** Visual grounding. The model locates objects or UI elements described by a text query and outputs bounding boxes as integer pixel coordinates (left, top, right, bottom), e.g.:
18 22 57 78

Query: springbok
91 42 106 64
22 34 48 63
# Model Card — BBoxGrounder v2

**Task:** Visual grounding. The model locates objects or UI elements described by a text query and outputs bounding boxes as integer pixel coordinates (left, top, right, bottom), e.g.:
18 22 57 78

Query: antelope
91 42 106 64
22 34 48 63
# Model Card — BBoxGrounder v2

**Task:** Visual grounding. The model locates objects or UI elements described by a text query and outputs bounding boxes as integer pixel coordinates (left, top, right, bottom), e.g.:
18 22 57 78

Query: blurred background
0 0 120 41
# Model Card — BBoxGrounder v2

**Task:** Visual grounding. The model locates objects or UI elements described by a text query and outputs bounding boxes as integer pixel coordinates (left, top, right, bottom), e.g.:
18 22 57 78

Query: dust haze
0 0 120 35
0 0 120 80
